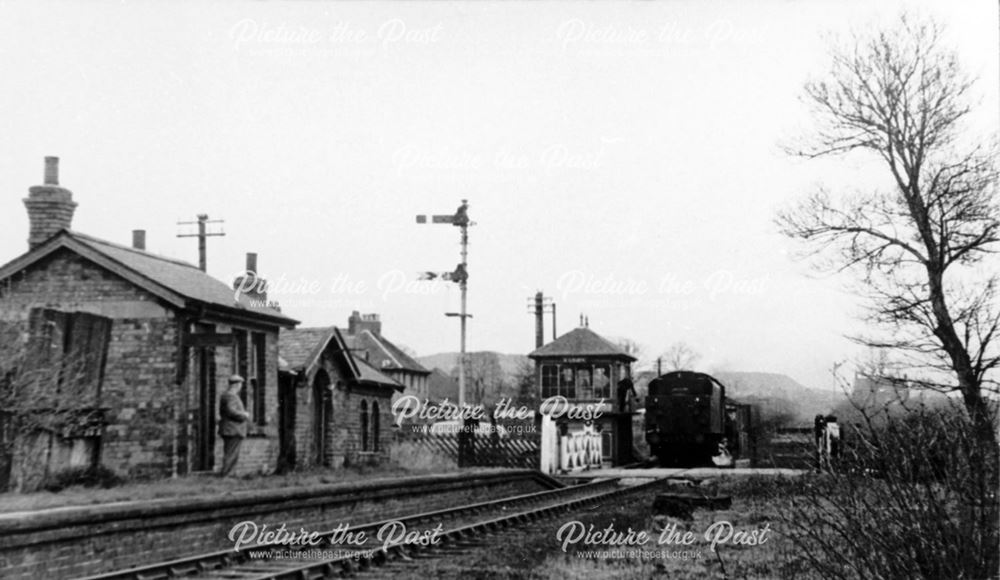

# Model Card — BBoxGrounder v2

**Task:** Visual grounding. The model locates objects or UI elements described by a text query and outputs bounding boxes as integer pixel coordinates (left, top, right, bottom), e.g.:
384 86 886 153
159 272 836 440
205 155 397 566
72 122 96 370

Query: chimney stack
348 311 382 336
44 157 59 185
233 252 269 307
132 230 146 250
24 156 77 250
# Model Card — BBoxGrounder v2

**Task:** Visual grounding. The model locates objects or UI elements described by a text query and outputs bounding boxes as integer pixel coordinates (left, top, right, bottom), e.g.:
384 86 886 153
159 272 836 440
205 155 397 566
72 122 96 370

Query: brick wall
292 374 317 466
1 249 286 479
287 355 396 470
333 386 395 466
0 249 180 478
0 471 556 579
201 325 281 476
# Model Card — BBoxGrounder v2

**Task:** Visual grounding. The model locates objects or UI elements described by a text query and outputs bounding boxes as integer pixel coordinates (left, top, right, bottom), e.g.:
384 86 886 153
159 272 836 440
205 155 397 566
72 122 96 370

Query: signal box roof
528 327 636 361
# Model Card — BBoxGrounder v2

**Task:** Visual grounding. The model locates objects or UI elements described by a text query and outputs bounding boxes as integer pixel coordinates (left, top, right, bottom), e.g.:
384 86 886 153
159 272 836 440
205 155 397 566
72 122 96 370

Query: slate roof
279 327 337 375
354 356 405 389
528 327 637 361
0 230 296 326
345 330 430 375
278 326 403 391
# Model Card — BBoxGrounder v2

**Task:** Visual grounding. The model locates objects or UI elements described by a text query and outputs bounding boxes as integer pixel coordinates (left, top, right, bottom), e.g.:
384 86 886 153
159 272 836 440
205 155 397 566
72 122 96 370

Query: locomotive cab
645 371 727 466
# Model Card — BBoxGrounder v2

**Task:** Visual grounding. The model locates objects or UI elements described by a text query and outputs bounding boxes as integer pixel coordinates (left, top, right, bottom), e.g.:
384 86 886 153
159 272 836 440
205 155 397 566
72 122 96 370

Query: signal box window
593 365 611 399
541 365 558 398
577 367 593 399
560 367 576 399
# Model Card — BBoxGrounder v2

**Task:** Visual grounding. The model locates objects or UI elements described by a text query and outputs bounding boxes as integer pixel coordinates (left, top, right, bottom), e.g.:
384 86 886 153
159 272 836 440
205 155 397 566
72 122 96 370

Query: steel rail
229 477 666 580
76 477 622 580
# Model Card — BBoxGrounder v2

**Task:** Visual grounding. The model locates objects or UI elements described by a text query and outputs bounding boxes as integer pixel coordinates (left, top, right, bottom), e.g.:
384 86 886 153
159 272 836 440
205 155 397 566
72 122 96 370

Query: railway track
78 477 663 580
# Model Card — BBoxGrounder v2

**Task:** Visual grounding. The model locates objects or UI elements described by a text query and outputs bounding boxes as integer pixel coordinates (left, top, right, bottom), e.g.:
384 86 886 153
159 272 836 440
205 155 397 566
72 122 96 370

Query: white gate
539 416 603 474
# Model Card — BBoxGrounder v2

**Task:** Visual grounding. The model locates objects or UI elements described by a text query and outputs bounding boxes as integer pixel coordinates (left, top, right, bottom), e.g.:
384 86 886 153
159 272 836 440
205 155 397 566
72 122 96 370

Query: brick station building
528 321 638 466
278 326 402 469
0 157 298 488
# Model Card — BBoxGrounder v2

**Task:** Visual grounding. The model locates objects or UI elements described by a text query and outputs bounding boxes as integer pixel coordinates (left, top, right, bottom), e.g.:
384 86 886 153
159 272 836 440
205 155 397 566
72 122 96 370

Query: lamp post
417 200 473 408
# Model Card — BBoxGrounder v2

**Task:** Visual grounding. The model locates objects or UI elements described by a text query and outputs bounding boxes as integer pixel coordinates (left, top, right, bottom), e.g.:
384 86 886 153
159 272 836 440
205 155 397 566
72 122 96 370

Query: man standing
219 375 250 476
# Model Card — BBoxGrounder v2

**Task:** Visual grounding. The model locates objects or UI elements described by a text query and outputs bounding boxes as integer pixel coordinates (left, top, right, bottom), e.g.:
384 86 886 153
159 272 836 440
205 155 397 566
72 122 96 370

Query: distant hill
714 371 846 425
416 352 532 407
417 352 529 377
414 357 846 426
633 370 846 427
715 371 816 398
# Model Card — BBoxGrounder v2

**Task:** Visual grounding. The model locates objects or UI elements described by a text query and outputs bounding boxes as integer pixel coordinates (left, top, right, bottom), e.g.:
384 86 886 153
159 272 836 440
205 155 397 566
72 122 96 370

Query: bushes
388 440 457 472
780 402 999 579
41 465 122 492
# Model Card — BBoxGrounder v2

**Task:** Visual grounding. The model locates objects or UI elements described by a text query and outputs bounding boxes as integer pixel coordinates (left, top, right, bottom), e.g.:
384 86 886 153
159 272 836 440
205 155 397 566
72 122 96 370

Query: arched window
372 402 380 452
360 400 369 452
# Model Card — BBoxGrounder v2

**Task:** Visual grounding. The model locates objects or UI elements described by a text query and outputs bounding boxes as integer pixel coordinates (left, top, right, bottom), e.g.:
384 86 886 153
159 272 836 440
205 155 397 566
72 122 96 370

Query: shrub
41 465 123 492
388 440 457 472
780 401 999 579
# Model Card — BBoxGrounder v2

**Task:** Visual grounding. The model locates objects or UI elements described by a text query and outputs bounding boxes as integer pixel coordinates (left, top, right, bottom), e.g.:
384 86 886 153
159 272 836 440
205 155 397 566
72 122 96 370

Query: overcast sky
1 1 996 390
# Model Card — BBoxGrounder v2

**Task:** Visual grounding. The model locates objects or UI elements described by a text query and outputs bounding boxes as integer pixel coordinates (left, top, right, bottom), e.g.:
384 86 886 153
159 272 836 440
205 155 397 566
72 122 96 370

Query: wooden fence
392 424 541 469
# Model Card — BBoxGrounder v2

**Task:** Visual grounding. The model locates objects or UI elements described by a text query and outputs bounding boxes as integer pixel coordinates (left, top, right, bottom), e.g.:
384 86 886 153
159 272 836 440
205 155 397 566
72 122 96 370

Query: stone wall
203 325 281 477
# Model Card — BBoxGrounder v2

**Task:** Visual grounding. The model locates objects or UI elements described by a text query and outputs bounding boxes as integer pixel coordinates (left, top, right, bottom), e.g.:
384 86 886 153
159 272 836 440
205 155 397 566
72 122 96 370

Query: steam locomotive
645 371 735 466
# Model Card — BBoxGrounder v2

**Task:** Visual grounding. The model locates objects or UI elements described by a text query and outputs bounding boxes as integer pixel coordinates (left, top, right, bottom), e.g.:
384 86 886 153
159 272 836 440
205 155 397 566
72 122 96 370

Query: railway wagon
645 371 727 466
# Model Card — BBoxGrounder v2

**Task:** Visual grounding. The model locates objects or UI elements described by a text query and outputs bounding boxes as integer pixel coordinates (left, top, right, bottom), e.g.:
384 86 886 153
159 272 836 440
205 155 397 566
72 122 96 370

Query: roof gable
346 330 430 375
0 231 297 327
279 327 337 376
528 327 636 361
278 326 402 391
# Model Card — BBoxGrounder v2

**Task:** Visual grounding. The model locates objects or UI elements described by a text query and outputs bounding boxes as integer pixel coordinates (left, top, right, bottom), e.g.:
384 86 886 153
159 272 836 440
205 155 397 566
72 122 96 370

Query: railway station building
0 158 298 489
528 321 638 466
278 326 403 470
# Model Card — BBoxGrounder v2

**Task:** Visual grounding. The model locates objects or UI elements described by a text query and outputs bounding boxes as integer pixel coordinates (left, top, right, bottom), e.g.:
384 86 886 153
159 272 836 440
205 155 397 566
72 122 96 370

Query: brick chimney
233 252 269 306
132 229 146 250
24 157 77 250
348 311 381 335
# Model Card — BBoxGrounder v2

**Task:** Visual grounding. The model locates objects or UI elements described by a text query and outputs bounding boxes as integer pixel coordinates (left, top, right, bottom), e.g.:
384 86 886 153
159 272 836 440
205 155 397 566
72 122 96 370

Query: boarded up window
25 308 111 426
1 309 112 491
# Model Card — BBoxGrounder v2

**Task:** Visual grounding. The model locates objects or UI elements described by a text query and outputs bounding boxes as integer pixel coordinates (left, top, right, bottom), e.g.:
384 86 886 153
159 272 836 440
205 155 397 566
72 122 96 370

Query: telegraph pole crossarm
177 214 226 272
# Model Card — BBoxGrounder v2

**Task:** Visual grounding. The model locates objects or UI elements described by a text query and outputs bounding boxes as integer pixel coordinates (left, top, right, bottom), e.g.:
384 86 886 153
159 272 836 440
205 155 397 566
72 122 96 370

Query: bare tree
777 15 999 449
659 341 701 372
614 337 646 369
511 357 538 409
451 352 506 408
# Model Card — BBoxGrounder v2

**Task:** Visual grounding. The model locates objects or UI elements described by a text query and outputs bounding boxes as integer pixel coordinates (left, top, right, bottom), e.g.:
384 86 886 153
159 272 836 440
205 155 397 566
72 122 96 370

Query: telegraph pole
177 214 225 272
417 200 473 408
525 291 555 348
